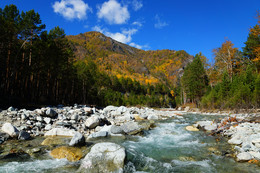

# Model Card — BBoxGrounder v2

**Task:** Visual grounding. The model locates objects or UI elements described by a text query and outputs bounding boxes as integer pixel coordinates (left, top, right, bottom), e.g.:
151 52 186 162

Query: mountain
67 31 193 87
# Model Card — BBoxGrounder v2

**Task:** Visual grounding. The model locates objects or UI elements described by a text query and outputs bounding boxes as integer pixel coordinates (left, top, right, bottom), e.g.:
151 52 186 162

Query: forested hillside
0 4 259 110
1 5 190 108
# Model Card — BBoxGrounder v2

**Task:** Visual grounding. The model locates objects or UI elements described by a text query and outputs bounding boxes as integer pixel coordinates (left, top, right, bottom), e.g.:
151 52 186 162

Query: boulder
1 122 19 137
133 114 144 121
44 128 76 137
185 126 199 132
196 121 218 131
69 132 85 146
50 146 83 162
7 106 15 112
117 106 127 114
110 125 123 134
87 131 108 140
0 132 9 144
147 114 159 120
236 152 253 162
18 130 31 140
228 134 243 145
184 106 190 112
45 108 57 118
78 142 125 173
85 115 100 129
44 117 51 124
120 121 142 135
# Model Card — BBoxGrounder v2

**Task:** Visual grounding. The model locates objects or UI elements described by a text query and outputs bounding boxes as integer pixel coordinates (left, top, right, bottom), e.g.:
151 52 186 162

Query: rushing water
0 113 260 173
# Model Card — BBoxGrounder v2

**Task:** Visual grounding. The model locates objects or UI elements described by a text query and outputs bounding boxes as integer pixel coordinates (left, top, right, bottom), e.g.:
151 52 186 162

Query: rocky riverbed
0 105 259 172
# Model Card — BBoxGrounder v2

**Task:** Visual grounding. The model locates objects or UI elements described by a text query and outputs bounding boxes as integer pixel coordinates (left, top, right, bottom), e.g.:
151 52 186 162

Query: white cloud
154 14 168 29
92 26 138 44
52 0 92 20
132 0 143 11
129 42 142 49
97 0 130 24
132 21 142 27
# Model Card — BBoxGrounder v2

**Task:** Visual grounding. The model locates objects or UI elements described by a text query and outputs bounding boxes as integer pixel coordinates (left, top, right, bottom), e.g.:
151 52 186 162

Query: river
0 113 259 173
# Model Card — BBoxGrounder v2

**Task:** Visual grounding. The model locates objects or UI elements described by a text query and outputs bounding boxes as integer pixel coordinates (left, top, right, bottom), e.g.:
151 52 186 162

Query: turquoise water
0 113 260 173
122 114 260 173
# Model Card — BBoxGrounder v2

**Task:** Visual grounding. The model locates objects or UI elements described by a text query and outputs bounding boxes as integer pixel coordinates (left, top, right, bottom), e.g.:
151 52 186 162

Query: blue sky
1 0 260 63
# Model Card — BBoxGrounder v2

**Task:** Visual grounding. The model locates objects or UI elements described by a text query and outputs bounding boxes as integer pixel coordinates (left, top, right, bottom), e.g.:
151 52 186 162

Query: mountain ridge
67 31 194 87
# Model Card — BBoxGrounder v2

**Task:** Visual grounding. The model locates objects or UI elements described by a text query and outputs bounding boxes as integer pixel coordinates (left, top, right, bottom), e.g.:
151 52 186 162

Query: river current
0 113 260 173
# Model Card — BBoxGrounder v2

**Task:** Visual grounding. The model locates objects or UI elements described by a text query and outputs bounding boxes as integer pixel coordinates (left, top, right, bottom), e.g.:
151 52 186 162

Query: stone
18 130 31 140
50 146 83 162
36 116 43 122
184 106 190 112
117 106 127 114
44 128 76 137
147 114 159 120
134 114 144 121
236 152 253 162
0 132 9 144
110 125 123 134
21 114 27 120
44 117 51 124
7 106 15 112
85 115 100 129
71 114 79 121
1 122 19 137
44 124 52 131
120 121 142 135
87 131 108 140
45 108 57 118
228 135 243 145
196 121 218 131
69 132 85 146
185 126 199 132
78 142 125 173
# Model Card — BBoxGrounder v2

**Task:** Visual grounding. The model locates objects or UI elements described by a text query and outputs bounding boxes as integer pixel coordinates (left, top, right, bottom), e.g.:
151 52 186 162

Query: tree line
178 13 260 110
0 5 174 108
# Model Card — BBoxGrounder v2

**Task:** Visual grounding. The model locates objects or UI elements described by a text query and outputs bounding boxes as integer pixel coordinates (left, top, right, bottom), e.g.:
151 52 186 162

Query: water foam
0 159 77 173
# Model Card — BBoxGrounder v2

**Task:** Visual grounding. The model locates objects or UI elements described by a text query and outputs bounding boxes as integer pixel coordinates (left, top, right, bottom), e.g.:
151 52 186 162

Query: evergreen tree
181 54 208 106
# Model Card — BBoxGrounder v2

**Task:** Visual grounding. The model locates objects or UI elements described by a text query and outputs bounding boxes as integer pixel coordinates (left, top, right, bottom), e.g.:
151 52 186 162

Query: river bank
0 105 259 172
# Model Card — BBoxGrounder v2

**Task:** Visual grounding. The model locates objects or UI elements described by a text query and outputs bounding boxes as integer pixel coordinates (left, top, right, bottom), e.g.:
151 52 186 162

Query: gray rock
44 117 51 124
8 106 15 112
0 132 9 144
196 121 218 131
21 114 27 120
117 106 127 114
184 106 190 112
121 121 142 135
71 114 79 121
69 132 85 146
110 125 123 134
44 124 52 131
18 130 31 140
45 108 57 118
236 152 253 162
78 142 125 173
228 134 243 145
87 131 108 140
147 114 159 120
1 122 19 137
36 116 43 122
85 115 100 129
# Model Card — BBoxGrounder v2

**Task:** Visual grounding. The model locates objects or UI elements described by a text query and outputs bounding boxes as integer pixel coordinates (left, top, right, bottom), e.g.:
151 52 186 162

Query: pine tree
181 54 208 106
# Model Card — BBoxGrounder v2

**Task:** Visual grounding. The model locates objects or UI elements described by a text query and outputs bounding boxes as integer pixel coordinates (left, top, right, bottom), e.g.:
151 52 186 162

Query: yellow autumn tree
213 40 241 81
